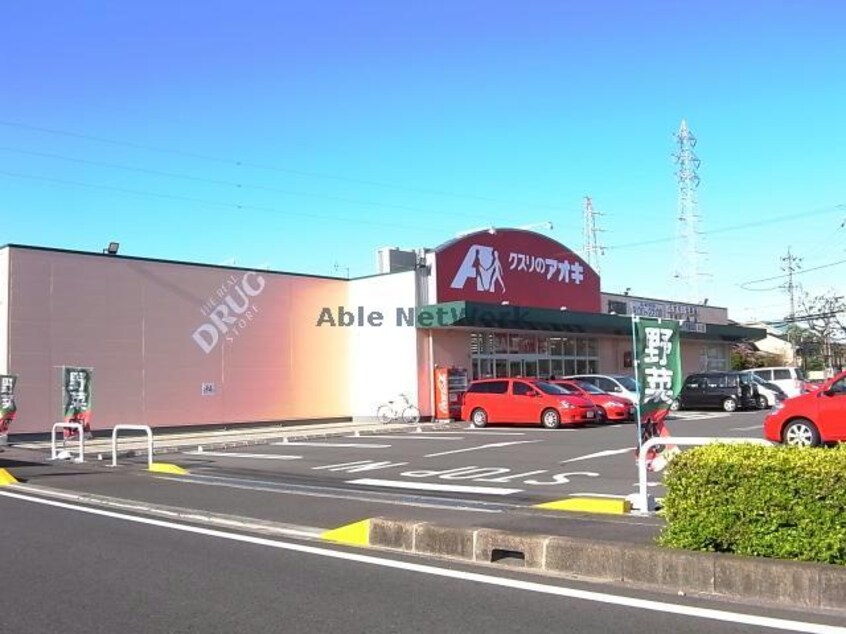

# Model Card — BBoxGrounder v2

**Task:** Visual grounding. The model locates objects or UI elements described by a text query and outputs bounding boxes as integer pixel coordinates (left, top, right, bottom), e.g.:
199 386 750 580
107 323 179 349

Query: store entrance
470 331 598 380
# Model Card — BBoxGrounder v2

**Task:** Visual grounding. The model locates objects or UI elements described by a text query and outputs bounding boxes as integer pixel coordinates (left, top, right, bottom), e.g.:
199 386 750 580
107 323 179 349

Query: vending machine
433 366 469 422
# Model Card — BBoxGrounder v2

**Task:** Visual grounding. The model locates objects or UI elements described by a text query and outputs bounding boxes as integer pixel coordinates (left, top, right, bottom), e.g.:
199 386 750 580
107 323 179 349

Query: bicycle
376 393 421 424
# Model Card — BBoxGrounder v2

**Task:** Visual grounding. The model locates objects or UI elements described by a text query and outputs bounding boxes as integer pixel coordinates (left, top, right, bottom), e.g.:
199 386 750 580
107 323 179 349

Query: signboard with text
435 229 601 312
0 375 17 446
62 367 93 440
633 317 682 471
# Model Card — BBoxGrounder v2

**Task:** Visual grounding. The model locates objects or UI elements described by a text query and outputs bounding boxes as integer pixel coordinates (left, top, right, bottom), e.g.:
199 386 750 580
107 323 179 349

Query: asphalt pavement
2 491 843 634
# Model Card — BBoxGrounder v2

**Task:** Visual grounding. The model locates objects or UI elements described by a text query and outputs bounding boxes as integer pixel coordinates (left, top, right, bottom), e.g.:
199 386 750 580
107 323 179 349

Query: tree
796 290 846 374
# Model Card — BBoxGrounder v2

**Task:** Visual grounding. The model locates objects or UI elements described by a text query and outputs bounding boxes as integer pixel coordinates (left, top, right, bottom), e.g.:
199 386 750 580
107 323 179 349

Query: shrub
658 443 846 565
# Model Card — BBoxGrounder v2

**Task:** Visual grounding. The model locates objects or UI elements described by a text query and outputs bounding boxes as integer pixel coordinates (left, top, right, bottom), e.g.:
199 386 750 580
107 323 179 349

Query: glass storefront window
564 359 576 375
509 360 522 377
551 359 563 377
538 337 550 355
586 359 598 373
586 339 598 357
480 358 493 379
538 359 550 378
495 359 508 378
576 359 589 374
509 335 522 354
494 333 509 354
520 336 538 354
549 337 564 356
564 338 576 357
524 360 538 377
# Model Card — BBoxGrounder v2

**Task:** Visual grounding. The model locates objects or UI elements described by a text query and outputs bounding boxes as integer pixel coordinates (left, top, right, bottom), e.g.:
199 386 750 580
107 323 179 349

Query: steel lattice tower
672 119 705 303
582 195 604 274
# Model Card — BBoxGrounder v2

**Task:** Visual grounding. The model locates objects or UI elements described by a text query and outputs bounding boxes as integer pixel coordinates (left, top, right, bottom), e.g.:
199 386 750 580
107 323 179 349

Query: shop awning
415 301 766 343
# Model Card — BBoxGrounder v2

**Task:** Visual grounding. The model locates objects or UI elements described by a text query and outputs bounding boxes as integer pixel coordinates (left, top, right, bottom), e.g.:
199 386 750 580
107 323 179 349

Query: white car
750 366 805 398
743 372 787 408
561 374 639 405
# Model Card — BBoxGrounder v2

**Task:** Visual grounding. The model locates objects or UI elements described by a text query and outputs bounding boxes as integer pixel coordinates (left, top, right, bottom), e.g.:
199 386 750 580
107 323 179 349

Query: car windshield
534 381 570 395
574 380 605 395
748 373 766 385
616 376 638 391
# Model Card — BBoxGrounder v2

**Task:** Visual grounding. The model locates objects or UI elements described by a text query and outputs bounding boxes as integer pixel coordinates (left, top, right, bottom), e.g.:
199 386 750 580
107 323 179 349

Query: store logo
192 271 266 354
450 245 506 293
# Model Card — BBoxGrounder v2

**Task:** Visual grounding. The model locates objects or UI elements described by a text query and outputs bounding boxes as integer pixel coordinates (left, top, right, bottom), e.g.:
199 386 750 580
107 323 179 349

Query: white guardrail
633 436 774 514
111 424 154 470
50 422 85 463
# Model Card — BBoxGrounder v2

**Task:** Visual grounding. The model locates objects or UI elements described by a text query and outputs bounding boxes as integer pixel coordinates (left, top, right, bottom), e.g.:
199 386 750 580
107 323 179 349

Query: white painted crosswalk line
560 448 634 464
344 435 462 441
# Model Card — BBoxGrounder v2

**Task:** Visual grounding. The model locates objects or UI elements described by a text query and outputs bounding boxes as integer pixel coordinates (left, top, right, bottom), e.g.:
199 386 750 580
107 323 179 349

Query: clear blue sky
2 1 845 323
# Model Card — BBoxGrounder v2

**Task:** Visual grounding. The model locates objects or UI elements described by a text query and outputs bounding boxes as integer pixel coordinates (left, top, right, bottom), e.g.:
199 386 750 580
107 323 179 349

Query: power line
0 145 507 223
607 203 846 250
739 257 846 289
0 119 566 212
0 169 450 233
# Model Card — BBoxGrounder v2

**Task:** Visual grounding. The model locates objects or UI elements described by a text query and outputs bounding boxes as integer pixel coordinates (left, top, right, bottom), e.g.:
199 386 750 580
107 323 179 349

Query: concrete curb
366 517 846 612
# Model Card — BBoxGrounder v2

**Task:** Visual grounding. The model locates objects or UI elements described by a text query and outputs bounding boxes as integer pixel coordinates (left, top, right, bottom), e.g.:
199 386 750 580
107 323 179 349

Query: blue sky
2 1 845 322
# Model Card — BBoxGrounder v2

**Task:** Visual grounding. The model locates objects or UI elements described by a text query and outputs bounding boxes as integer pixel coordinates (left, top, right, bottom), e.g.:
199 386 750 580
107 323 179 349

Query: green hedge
658 444 846 565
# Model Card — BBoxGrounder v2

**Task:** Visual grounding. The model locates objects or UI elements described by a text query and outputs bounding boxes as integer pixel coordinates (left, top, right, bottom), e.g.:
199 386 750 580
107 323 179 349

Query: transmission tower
672 119 707 303
582 195 604 273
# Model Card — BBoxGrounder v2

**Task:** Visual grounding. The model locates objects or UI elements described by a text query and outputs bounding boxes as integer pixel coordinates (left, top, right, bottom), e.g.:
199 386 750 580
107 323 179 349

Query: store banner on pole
0 375 17 447
633 317 682 472
62 367 94 440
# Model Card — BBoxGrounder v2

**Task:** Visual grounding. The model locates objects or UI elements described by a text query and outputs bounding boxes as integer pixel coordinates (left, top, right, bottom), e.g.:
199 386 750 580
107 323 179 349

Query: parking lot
164 408 770 509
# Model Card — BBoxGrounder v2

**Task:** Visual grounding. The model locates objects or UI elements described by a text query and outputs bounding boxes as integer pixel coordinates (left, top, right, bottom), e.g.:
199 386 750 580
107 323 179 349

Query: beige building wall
8 248 349 434
0 248 8 375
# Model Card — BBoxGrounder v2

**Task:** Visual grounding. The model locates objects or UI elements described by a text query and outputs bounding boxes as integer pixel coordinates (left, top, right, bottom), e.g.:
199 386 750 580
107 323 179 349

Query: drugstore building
0 229 764 436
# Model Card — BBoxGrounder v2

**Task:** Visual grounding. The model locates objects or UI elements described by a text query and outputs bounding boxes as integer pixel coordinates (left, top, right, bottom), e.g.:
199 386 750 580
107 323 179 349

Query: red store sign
435 229 601 312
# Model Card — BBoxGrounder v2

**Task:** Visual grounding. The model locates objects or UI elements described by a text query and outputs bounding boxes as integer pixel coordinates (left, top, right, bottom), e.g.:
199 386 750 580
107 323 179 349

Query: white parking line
568 493 629 499
347 479 522 495
459 429 527 436
560 448 633 464
271 442 391 448
184 451 302 460
424 440 541 458
345 435 462 441
731 424 762 431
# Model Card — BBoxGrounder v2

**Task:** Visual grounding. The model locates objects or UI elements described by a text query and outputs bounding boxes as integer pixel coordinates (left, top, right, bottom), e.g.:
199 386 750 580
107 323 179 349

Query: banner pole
631 314 643 453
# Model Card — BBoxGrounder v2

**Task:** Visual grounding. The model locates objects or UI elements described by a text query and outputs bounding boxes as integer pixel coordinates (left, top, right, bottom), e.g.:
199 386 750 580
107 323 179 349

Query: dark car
671 371 759 412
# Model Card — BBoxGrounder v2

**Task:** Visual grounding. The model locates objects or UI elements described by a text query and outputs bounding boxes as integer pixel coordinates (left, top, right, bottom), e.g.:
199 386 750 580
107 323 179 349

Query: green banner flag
0 374 17 445
62 367 93 439
632 317 683 471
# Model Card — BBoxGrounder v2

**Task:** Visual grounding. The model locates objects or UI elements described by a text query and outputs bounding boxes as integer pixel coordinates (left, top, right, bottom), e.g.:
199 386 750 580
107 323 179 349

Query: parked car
551 379 636 422
671 371 759 412
750 366 806 398
742 371 787 409
560 374 639 404
764 370 846 446
461 378 599 429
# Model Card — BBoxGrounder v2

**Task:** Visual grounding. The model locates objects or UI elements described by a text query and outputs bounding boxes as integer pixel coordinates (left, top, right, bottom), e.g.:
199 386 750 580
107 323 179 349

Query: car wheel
669 399 680 412
756 395 769 409
470 408 488 428
722 397 738 413
782 418 821 447
597 407 607 422
541 408 561 429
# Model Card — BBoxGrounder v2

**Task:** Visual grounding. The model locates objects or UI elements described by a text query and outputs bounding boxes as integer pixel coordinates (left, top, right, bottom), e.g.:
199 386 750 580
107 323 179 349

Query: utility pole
582 196 604 273
781 247 802 365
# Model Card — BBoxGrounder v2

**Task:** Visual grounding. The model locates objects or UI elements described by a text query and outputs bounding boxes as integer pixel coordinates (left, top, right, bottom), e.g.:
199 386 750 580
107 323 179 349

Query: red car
552 379 636 422
764 370 846 447
461 378 599 429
